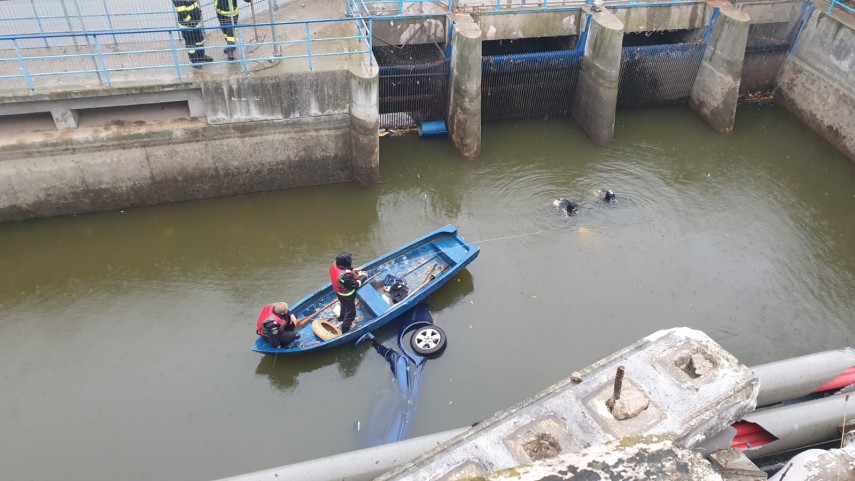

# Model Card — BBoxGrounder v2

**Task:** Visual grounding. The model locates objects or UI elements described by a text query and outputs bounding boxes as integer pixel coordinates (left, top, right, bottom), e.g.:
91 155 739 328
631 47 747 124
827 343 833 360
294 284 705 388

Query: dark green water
1 104 854 480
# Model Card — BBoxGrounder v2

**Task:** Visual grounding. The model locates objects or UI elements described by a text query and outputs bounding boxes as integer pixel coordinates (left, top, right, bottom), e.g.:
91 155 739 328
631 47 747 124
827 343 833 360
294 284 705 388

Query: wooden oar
404 262 445 300
293 271 383 330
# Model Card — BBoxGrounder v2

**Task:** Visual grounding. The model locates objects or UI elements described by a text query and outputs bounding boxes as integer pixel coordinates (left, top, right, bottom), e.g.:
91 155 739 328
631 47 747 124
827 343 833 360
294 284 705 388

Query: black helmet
335 252 352 268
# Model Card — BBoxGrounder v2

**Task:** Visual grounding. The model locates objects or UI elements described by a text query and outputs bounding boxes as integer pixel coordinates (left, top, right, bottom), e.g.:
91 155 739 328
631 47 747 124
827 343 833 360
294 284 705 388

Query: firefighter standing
216 0 250 61
172 0 213 67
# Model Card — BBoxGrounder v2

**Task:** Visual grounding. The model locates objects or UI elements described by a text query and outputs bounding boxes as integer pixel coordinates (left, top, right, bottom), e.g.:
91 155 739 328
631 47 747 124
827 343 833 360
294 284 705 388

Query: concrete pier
571 9 624 146
689 8 751 134
776 8 855 162
447 14 482 160
350 60 381 186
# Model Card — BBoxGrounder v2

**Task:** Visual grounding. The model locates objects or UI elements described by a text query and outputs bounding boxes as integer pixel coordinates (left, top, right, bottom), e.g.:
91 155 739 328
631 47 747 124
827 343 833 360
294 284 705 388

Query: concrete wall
372 17 447 46
612 3 708 33
0 66 380 223
473 11 582 40
776 8 855 161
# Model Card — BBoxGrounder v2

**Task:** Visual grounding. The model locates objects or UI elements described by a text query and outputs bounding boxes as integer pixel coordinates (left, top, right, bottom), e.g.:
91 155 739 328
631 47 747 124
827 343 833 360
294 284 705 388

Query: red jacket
255 304 293 336
330 262 364 296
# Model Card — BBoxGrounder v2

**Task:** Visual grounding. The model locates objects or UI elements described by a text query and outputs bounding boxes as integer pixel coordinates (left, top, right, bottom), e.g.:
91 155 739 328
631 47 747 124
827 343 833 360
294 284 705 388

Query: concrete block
377 328 758 481
50 108 80 130
447 14 482 160
483 439 726 481
690 8 751 133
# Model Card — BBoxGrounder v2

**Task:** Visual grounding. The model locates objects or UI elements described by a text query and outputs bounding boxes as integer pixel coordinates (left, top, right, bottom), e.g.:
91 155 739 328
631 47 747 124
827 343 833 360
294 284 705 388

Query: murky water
1 104 854 480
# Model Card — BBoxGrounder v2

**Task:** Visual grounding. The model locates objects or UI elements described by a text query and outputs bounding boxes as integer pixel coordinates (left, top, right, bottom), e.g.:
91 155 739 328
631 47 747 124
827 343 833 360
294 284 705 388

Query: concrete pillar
50 106 80 130
571 9 624 146
349 58 380 187
689 8 750 134
447 14 482 160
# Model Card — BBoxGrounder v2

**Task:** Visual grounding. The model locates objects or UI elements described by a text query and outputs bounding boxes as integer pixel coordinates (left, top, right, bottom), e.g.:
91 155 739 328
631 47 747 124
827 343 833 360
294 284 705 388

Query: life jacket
255 304 292 336
329 262 357 296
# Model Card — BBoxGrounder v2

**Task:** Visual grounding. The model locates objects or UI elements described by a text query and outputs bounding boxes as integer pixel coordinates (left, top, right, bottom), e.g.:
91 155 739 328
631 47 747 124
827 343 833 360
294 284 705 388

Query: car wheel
410 325 447 358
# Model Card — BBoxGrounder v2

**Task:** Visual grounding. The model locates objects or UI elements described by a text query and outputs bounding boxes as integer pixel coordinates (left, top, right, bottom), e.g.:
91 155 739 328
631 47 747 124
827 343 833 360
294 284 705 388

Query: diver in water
553 198 580 216
602 190 616 203
554 189 617 216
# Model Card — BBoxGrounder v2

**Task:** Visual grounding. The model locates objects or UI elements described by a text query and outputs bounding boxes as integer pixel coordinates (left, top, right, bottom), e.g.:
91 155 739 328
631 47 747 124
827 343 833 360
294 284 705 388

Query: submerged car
357 303 446 445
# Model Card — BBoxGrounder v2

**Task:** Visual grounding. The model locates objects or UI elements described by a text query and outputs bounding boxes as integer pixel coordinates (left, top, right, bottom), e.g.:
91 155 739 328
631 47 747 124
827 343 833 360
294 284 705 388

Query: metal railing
0 0 277 45
0 16 373 93
827 0 855 16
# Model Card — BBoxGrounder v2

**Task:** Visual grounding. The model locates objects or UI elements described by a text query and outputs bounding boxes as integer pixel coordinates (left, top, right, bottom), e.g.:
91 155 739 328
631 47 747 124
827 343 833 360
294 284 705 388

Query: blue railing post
448 0 453 13
495 0 500 12
92 33 112 87
827 0 834 14
369 18 374 66
12 39 36 92
399 0 404 14
306 22 313 71
101 0 118 45
29 0 50 49
168 30 184 82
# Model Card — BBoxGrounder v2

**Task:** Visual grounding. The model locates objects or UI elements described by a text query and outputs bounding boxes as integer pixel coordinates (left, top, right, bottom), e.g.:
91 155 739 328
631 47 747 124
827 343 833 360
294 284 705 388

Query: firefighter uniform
216 0 242 60
172 0 213 66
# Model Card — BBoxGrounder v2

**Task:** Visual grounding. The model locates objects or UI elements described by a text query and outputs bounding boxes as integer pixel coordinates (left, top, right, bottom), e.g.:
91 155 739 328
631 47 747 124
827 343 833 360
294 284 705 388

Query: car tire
410 325 447 358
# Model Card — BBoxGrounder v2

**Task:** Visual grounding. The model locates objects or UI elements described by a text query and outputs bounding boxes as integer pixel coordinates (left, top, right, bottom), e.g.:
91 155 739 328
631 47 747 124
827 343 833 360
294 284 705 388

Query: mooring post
446 14 482 160
606 365 625 410
571 8 624 146
689 7 750 134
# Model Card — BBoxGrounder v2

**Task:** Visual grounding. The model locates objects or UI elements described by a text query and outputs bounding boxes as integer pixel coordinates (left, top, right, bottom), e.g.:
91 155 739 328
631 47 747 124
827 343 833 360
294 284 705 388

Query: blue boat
252 224 479 355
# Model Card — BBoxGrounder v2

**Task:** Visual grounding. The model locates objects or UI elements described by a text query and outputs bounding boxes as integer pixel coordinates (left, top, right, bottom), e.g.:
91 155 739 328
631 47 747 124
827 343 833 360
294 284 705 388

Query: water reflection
254 344 370 393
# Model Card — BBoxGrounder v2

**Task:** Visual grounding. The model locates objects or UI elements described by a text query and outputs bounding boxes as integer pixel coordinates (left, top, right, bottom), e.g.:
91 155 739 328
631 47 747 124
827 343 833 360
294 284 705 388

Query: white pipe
217 427 468 481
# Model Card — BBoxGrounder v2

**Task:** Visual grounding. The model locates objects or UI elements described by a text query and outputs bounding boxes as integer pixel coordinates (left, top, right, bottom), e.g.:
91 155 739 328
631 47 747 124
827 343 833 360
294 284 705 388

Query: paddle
293 271 383 330
406 262 445 299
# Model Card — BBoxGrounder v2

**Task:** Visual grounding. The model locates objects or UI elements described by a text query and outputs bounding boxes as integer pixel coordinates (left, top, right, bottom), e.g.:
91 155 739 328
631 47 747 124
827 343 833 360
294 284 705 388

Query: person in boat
329 252 368 334
257 302 300 348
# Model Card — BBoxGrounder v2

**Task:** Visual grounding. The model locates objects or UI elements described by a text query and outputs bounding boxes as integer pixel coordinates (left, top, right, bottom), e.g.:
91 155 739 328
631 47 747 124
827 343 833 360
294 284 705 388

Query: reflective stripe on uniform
175 2 200 12
216 7 239 16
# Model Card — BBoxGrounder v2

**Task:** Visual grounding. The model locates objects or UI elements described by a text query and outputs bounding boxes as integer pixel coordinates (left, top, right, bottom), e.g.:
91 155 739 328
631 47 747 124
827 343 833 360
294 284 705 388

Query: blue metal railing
0 17 372 93
0 0 274 44
827 0 855 15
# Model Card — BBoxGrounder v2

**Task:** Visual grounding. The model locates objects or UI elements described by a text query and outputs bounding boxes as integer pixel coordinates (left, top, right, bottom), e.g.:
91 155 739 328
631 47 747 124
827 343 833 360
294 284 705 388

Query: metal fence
0 16 373 93
0 0 281 47
348 0 709 15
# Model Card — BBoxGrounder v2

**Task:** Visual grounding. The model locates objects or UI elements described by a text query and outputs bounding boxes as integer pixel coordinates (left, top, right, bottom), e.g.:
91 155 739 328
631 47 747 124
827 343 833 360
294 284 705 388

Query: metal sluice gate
374 44 449 130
